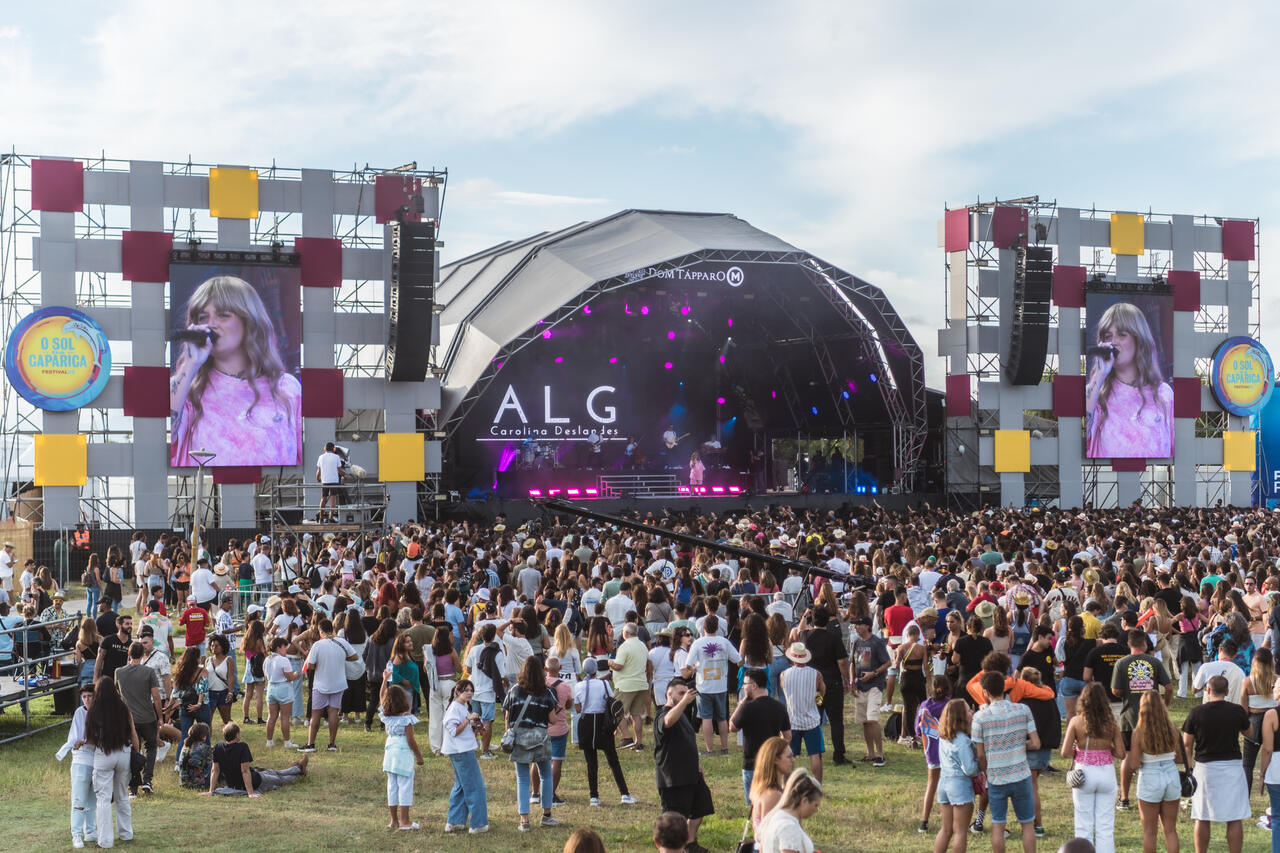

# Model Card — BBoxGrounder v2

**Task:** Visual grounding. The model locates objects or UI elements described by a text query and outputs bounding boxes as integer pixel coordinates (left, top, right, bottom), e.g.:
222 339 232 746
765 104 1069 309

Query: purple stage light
664 362 673 370
583 305 592 314
842 390 850 399
548 488 561 496
770 390 777 399
869 372 878 383
496 361 504 370
625 304 633 315
727 317 733 327
528 489 542 497
640 305 650 316
554 356 563 363
711 486 725 494
498 445 520 473
542 329 552 340
585 487 599 496
716 397 726 405
678 486 691 494
567 488 581 497
728 486 741 493
680 305 690 316
609 356 618 364
667 331 675 340
811 406 819 415
718 354 726 364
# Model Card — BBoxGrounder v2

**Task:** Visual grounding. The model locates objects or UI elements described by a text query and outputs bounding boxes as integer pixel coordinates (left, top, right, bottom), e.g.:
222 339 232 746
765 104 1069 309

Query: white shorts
1190 760 1250 822
386 770 414 806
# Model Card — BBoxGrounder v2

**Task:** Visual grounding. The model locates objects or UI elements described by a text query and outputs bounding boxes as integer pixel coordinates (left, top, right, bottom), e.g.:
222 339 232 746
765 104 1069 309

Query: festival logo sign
4 306 111 411
1211 336 1274 416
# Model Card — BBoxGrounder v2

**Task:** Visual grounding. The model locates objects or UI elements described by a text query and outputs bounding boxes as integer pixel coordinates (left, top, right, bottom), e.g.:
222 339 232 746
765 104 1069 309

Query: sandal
397 823 420 831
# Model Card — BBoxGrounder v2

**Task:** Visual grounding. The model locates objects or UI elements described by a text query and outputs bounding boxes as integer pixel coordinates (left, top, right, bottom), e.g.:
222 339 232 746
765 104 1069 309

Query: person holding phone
654 678 715 853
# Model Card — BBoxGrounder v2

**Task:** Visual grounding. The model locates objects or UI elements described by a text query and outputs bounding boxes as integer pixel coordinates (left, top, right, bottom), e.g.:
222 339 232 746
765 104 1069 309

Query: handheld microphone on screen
170 329 220 346
1087 345 1118 360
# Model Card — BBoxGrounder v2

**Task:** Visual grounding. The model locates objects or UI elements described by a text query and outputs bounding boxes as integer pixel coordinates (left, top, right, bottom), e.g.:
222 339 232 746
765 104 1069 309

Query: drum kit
518 439 559 470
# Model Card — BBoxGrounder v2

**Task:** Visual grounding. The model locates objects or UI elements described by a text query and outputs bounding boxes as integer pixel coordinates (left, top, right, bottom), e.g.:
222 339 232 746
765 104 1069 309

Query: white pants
1178 662 1201 697
1071 763 1116 853
387 770 414 806
429 679 454 753
92 748 132 848
70 761 97 841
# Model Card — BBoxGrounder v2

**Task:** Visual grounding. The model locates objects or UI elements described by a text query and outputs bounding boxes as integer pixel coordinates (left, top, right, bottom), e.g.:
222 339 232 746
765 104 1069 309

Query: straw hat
785 642 812 664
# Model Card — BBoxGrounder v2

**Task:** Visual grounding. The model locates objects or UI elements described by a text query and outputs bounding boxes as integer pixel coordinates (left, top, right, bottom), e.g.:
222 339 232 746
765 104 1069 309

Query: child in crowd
380 684 424 831
916 674 952 835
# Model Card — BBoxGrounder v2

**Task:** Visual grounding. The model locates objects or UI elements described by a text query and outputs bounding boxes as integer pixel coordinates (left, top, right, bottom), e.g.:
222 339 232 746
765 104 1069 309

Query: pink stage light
625 304 633 315
554 356 563 363
680 305 690 316
542 329 552 340
528 489 542 497
711 486 725 493
770 390 777 399
727 317 733 327
678 486 691 494
609 356 618 364
664 362 673 370
585 488 599 496
716 397 726 405
719 355 726 364
697 487 708 494
496 362 504 370
728 486 741 493
548 489 561 496
640 305 650 316
567 488 581 496
667 331 675 340
583 305 592 314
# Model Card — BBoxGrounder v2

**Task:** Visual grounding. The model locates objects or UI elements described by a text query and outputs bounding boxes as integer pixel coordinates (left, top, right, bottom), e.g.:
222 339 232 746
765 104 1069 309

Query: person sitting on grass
178 722 213 790
204 722 308 798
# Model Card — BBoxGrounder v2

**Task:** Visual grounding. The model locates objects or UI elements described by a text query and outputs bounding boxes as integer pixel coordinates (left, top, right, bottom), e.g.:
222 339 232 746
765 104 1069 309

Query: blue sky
7 1 1280 385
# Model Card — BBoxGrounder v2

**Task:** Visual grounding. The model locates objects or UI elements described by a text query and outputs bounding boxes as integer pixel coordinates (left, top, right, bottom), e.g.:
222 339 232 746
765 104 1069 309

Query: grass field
2 693 1277 852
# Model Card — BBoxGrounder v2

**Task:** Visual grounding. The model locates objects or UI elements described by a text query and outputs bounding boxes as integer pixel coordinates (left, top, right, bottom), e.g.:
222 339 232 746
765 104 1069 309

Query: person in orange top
965 651 1054 706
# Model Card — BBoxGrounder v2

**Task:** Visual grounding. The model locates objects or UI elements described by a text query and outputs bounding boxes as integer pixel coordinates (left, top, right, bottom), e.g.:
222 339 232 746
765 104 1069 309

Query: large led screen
169 264 302 467
1084 288 1174 459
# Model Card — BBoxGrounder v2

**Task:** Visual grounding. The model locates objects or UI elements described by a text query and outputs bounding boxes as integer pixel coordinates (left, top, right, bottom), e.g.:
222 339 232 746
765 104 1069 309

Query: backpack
1011 621 1031 657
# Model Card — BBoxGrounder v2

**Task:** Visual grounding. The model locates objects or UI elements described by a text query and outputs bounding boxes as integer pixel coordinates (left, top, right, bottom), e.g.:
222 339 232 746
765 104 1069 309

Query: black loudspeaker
386 220 436 382
1005 245 1052 386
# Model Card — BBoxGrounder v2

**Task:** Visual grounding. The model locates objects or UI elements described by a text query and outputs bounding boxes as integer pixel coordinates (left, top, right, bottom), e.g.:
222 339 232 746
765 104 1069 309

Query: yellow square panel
378 432 425 482
208 167 259 219
1110 213 1145 256
993 429 1031 473
1223 430 1256 472
34 434 87 486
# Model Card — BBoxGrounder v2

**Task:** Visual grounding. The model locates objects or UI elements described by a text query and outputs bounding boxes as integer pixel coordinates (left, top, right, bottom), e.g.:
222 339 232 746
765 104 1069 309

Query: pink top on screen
171 370 302 467
1086 381 1173 459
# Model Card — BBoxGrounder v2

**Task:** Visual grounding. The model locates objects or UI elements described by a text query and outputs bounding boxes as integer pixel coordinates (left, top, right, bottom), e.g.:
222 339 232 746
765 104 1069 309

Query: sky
7 0 1280 387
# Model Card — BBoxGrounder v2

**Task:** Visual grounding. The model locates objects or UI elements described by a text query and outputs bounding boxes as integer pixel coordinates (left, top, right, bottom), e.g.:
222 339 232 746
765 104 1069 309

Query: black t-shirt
501 686 558 728
730 695 790 771
1084 641 1128 701
954 635 992 678
654 703 700 788
1111 652 1171 732
803 626 848 681
96 610 119 639
213 740 262 790
99 635 130 681
1022 645 1056 694
1155 587 1183 615
1182 699 1251 762
1061 638 1096 680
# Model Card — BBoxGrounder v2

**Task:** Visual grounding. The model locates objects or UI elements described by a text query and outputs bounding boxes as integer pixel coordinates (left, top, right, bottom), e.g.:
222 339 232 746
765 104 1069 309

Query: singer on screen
1085 301 1173 458
169 275 302 467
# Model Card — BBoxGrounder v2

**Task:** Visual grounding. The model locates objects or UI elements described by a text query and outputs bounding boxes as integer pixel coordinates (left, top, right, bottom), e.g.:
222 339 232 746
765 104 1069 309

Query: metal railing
0 610 83 745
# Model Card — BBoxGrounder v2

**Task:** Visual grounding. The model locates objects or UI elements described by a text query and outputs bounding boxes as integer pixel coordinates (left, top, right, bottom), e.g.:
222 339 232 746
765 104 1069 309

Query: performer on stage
623 436 639 470
689 451 705 487
586 429 603 468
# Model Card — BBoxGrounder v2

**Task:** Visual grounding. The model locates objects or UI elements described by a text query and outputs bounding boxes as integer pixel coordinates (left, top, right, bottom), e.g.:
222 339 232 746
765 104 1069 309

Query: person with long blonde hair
1085 300 1174 457
756 768 824 853
170 274 301 466
1243 646 1278 795
749 735 796 843
1126 692 1185 853
1060 682 1126 853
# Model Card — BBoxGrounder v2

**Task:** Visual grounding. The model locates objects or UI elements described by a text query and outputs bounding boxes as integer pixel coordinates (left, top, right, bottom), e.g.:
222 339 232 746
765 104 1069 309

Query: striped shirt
971 698 1034 785
781 664 821 731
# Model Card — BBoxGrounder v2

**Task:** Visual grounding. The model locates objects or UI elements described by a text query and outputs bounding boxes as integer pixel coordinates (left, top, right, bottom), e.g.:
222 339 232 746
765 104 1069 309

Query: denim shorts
267 683 294 706
470 700 495 723
938 775 975 805
1136 759 1181 803
790 726 825 757
209 689 231 708
696 691 728 722
1059 676 1086 698
988 776 1035 824
1026 748 1052 771
550 733 568 760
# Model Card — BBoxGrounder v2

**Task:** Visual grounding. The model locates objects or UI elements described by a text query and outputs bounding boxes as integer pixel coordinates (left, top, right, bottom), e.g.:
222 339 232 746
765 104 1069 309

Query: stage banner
4 306 110 410
168 263 302 467
1210 336 1274 416
1084 288 1174 459
1258 386 1280 502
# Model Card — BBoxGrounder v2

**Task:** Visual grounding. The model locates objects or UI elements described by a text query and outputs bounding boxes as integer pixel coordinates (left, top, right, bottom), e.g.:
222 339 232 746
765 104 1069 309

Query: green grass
2 694 1276 852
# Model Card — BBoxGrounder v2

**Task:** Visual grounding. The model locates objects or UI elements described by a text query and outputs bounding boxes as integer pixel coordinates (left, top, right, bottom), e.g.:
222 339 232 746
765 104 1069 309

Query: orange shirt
966 672 1054 706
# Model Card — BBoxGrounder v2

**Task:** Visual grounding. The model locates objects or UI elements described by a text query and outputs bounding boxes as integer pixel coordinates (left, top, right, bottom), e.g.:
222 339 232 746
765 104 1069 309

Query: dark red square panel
294 237 343 287
1112 458 1147 473
301 368 344 418
31 159 84 212
1173 376 1202 419
121 231 173 282
1052 265 1086 308
1222 219 1255 261
991 205 1028 249
1168 269 1200 312
375 175 424 224
213 466 261 485
945 374 971 418
944 208 969 252
123 366 170 417
1052 375 1086 417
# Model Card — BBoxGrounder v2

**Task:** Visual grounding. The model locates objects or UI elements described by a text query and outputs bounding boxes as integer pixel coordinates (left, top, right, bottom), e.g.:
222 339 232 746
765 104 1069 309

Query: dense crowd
13 501 1280 852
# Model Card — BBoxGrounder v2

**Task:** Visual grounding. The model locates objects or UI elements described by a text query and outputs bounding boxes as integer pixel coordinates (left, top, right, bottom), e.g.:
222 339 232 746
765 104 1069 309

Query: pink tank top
1075 736 1113 766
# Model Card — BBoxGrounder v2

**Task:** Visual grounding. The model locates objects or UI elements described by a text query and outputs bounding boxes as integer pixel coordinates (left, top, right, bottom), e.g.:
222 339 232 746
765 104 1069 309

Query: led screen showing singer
1084 292 1174 459
169 264 302 467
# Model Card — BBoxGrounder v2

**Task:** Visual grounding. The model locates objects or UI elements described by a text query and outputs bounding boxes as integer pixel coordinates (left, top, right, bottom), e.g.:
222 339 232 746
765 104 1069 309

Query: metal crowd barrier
0 610 84 745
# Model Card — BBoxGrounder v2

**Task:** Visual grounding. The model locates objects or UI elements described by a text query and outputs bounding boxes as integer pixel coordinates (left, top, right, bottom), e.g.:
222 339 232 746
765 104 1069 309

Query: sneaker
971 812 985 834
444 824 461 833
540 815 559 827
72 838 85 849
1117 799 1132 811
140 782 152 795
897 736 913 747
243 716 251 725
918 821 929 834
832 756 853 766
1034 825 1046 838
283 740 299 749
590 797 601 807
518 822 533 832
872 756 886 767
621 794 637 804
155 741 171 762
326 743 338 752
479 751 496 760
297 744 317 753
397 822 420 831
552 796 567 806
468 825 490 834
265 740 275 749
1259 816 1272 831
719 748 729 756
880 703 895 714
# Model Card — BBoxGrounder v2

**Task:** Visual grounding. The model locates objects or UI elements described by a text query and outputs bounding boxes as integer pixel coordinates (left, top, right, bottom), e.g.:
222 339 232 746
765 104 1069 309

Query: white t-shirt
251 552 274 585
581 587 604 613
685 635 741 694
502 635 534 681
442 700 478 755
1193 659 1245 705
464 643 506 703
264 653 294 685
190 567 217 602
272 612 302 638
605 595 635 633
0 550 12 581
758 808 814 853
305 637 354 694
649 645 677 700
517 566 542 600
129 540 147 564
316 451 343 484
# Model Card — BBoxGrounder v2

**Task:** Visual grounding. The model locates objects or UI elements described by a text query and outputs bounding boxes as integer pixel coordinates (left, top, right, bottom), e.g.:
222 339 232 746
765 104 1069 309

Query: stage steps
598 473 680 498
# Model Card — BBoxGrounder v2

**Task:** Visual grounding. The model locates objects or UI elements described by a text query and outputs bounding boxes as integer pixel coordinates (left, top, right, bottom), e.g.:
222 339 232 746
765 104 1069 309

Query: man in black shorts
654 678 714 853
315 442 344 523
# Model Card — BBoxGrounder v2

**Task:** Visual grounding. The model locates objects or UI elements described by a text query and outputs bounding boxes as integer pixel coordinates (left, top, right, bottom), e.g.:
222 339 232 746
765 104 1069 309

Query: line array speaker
1004 245 1052 386
386 220 436 382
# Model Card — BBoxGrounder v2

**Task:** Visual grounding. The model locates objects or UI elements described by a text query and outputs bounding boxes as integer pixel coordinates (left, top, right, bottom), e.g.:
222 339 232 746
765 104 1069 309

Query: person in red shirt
882 587 914 709
179 596 210 654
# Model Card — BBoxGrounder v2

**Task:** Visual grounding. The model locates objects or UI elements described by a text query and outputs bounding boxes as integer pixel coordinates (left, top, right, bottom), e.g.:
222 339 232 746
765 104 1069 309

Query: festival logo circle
4 306 111 411
1210 335 1274 416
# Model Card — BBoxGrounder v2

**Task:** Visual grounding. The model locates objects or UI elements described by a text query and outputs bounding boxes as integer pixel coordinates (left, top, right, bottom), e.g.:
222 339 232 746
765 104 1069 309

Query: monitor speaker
386 220 436 382
1004 246 1052 386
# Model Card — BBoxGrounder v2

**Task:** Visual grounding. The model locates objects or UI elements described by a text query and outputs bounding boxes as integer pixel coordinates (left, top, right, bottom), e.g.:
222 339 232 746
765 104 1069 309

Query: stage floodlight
528 489 542 497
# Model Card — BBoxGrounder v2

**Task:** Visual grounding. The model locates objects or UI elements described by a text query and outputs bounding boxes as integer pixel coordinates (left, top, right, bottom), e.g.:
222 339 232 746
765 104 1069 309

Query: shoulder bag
1067 735 1088 789
602 678 625 733
500 691 551 758
1175 725 1198 798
